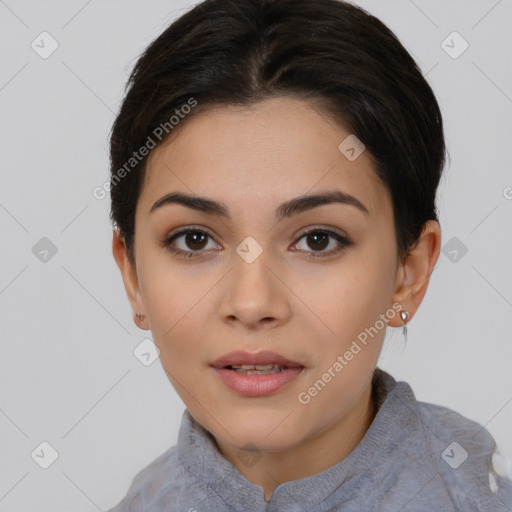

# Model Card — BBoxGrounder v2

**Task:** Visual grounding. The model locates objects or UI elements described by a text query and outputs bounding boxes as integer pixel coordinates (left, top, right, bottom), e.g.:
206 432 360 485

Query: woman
108 0 512 509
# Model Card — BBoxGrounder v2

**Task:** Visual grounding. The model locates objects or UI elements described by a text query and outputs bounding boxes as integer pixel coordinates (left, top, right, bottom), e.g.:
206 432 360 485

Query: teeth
230 364 282 370
255 364 276 370
231 367 283 375
228 363 285 375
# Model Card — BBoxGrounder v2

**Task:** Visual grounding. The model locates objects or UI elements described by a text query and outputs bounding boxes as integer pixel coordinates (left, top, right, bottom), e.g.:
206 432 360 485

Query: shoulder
414 397 512 511
107 444 189 512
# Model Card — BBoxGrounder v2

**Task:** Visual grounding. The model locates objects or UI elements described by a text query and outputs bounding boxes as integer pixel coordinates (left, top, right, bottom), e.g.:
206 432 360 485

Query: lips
210 350 303 369
210 350 305 397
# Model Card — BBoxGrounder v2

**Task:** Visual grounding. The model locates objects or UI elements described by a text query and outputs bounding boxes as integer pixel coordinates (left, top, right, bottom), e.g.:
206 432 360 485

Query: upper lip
211 350 303 369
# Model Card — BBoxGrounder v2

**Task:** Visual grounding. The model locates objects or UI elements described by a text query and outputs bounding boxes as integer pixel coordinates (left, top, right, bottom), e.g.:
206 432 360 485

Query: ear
388 220 441 328
112 228 149 330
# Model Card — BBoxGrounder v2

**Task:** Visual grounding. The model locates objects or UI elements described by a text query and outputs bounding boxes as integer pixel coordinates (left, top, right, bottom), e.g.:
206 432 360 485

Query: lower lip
212 367 304 397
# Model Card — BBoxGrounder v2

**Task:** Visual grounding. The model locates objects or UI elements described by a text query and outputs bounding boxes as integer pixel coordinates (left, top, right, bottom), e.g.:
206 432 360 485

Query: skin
113 96 441 500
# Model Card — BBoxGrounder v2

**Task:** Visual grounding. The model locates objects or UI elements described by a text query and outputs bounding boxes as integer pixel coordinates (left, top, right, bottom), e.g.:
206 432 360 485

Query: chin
217 411 306 451
222 430 302 455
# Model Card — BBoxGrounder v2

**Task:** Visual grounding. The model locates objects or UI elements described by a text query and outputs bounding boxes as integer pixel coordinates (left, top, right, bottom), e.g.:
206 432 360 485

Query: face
118 97 404 454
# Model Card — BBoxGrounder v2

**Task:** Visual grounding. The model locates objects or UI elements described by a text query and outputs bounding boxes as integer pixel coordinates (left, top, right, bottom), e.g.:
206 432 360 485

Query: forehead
140 97 391 222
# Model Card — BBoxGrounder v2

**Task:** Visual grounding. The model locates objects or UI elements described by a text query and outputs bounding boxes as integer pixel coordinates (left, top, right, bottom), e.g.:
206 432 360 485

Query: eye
292 228 352 259
161 227 220 258
161 226 352 260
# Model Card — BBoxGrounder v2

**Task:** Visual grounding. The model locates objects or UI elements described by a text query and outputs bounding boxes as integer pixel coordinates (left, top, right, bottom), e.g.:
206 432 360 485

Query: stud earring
135 312 146 323
400 310 409 345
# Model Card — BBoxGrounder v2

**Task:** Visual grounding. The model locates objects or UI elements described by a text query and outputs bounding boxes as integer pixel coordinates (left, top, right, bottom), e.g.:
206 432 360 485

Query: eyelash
160 226 352 260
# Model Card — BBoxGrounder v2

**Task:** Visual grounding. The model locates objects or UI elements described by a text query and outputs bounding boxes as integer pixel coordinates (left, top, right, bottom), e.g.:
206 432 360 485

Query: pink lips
210 350 304 397
211 350 303 369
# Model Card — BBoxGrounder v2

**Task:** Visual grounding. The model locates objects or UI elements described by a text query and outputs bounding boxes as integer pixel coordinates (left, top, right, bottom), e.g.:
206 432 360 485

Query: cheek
296 251 396 373
137 239 204 310
135 254 206 350
307 259 392 333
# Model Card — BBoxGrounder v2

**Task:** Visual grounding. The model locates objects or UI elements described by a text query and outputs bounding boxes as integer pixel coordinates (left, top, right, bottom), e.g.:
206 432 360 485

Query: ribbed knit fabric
108 368 512 511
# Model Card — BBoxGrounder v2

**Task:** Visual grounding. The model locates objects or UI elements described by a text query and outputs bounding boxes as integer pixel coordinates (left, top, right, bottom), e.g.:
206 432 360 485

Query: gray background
1 0 511 510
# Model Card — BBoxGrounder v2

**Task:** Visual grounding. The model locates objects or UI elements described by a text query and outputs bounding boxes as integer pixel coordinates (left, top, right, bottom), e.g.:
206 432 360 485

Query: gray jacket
108 368 512 511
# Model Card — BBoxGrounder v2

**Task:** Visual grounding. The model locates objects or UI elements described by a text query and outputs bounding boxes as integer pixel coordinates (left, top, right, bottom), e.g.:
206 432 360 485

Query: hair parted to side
109 0 446 266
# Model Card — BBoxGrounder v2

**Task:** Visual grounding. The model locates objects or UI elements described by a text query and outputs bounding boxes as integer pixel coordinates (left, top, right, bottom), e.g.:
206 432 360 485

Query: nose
217 247 292 331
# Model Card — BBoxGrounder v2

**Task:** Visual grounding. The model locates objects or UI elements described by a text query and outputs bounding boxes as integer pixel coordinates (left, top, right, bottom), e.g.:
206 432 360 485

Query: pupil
186 232 207 250
308 232 328 251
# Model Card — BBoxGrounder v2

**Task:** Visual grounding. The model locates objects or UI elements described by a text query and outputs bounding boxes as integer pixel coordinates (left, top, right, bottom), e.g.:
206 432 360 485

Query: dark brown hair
109 0 446 265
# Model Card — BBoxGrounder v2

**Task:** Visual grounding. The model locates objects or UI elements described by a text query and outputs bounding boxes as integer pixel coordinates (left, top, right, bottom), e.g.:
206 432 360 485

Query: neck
215 379 377 500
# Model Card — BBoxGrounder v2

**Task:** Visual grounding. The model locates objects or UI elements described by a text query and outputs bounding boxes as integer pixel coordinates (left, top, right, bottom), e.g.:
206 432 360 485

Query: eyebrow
149 190 370 220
